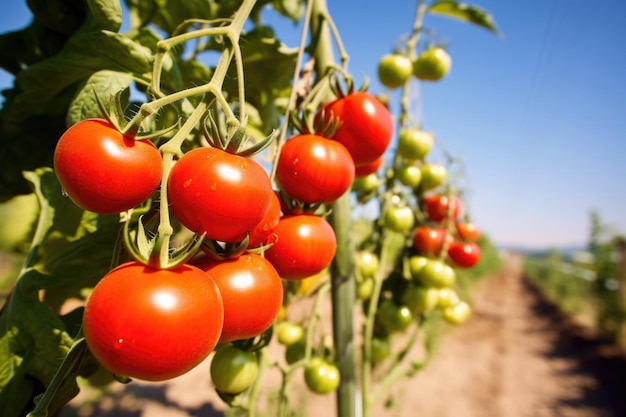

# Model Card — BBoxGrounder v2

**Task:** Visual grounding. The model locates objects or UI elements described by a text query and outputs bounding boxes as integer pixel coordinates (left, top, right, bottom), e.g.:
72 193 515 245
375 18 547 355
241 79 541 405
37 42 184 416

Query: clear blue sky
1 1 625 249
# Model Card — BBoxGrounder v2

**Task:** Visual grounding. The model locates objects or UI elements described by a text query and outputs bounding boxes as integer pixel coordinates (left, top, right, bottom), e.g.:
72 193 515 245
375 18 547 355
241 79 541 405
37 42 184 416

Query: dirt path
62 253 626 417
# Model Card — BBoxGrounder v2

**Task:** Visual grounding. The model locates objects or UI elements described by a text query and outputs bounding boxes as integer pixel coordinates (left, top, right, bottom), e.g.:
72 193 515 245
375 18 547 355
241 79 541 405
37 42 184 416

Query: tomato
424 194 462 222
356 276 375 300
396 129 434 161
370 336 391 365
304 358 341 395
275 322 304 346
265 215 337 280
412 226 446 256
210 345 259 394
351 173 380 193
377 54 413 89
456 221 480 242
383 206 415 233
448 241 481 268
395 165 422 188
408 256 429 280
402 284 439 313
420 163 447 191
355 251 379 278
377 300 414 333
437 287 460 309
248 191 281 248
83 262 223 381
354 155 384 176
276 134 355 204
168 147 273 243
193 253 283 343
416 259 456 288
442 301 471 325
413 47 452 82
318 92 393 165
53 119 162 214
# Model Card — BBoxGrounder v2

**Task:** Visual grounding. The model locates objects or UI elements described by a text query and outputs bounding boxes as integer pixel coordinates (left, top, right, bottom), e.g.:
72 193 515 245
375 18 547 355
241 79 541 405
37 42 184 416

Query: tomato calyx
203 113 275 157
201 237 250 261
231 326 274 353
277 189 325 216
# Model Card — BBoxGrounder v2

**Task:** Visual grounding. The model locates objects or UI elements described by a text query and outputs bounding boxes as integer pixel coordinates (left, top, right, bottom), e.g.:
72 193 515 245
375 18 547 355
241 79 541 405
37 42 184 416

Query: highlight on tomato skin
82 262 224 382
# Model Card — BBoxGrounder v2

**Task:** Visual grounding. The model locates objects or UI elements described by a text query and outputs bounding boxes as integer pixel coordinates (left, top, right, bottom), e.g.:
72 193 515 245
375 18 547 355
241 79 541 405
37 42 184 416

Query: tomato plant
304 358 341 395
413 47 452 81
167 147 274 243
210 345 259 394
276 134 355 204
53 119 162 214
83 262 224 381
193 253 283 344
377 54 413 89
265 215 337 280
317 91 393 166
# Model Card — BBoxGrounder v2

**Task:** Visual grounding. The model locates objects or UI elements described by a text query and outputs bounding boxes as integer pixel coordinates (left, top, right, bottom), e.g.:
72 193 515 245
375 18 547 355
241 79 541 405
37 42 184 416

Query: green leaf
427 1 501 35
66 70 133 126
77 0 123 35
272 0 305 23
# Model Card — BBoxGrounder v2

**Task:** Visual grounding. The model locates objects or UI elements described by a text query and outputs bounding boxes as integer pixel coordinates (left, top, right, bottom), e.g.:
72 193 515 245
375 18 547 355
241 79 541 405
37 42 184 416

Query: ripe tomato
83 262 223 381
248 191 281 248
378 53 413 89
412 226 446 256
396 129 434 161
318 92 393 165
168 147 273 243
424 194 462 222
265 215 337 280
413 47 452 81
420 163 447 191
54 119 162 214
456 221 480 242
416 259 456 288
448 241 481 268
383 206 415 233
193 253 283 344
276 134 355 204
210 345 259 394
354 155 384 177
304 358 341 395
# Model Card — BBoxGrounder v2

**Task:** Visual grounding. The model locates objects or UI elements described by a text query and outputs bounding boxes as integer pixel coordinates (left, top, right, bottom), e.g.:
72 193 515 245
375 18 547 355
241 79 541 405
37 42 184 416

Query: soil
60 253 626 417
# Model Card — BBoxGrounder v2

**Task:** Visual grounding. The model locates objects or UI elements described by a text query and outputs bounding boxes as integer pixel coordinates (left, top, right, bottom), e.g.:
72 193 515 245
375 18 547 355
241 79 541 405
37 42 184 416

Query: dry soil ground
60 254 626 417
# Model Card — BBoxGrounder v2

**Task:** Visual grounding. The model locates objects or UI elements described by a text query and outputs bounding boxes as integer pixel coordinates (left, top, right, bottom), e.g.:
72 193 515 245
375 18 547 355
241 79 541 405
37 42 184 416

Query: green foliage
427 1 500 35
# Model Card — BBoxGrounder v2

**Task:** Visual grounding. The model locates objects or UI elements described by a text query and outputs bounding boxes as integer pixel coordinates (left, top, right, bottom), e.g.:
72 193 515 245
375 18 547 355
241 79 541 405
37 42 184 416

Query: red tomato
317 92 393 165
354 155 384 177
265 215 337 280
248 191 281 248
193 253 283 343
412 226 446 256
448 241 481 268
276 134 355 204
53 119 162 214
455 222 480 242
83 262 223 381
167 147 273 243
423 195 462 222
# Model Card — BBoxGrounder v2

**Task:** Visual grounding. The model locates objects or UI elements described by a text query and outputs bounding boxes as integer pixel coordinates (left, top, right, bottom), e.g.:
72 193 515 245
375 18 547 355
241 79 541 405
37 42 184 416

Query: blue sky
1 1 625 248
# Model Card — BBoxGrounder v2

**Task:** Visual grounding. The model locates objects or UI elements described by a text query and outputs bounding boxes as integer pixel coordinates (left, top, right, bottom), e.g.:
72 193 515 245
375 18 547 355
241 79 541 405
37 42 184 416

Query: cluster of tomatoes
377 46 452 89
51 84 394 396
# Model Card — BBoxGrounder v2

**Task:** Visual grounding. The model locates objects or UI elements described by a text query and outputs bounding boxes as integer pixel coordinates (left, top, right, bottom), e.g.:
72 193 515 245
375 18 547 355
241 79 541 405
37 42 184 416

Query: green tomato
437 287 460 309
413 47 452 81
352 173 380 193
420 163 448 191
442 301 471 325
417 259 456 288
275 322 304 346
402 285 440 314
395 165 422 188
356 276 375 300
356 251 379 278
408 256 429 281
383 206 415 233
370 337 392 365
210 346 259 394
377 300 414 333
378 54 413 89
304 358 341 394
396 129 434 161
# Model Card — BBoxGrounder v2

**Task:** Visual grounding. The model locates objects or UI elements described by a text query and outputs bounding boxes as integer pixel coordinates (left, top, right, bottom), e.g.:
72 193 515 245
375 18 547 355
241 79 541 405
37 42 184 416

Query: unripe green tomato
420 163 448 191
413 47 452 81
378 54 413 89
304 358 341 394
442 301 471 325
370 337 392 365
395 165 422 188
383 206 415 233
377 300 414 333
402 284 440 314
275 322 304 346
356 276 375 300
356 251 379 278
352 173 380 193
408 256 429 281
417 259 456 288
437 287 460 309
396 129 434 161
210 346 259 394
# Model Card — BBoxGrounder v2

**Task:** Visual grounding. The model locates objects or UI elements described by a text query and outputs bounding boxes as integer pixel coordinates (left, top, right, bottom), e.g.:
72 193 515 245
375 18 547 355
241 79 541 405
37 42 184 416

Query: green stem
399 0 427 128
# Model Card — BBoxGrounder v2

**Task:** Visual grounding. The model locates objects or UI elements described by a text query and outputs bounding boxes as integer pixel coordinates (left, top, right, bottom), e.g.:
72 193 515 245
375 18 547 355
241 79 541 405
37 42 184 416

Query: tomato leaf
427 1 501 35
